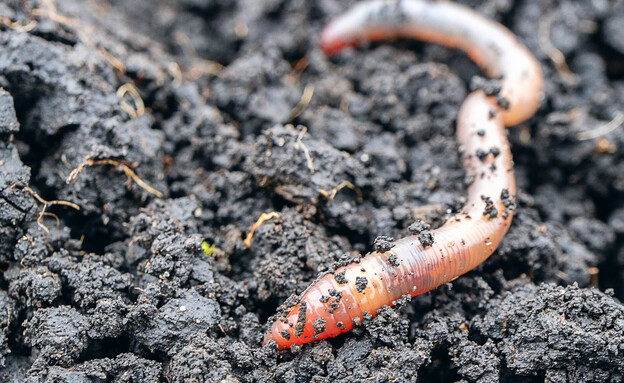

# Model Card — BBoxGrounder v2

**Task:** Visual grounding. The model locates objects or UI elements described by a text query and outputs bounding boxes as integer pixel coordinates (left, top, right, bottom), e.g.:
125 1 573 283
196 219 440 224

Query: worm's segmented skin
264 0 543 349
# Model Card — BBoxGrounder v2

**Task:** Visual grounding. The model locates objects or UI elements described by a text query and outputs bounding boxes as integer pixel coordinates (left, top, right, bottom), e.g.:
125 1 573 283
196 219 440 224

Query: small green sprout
201 241 216 257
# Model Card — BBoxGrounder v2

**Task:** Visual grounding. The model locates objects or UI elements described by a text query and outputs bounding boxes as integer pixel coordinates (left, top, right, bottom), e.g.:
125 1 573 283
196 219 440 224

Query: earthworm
264 0 543 349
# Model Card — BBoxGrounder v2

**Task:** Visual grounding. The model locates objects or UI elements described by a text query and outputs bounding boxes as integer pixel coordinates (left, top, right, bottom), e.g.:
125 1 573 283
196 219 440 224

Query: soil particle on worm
334 270 348 285
0 0 623 381
373 235 395 252
312 317 327 335
418 231 435 248
355 276 369 294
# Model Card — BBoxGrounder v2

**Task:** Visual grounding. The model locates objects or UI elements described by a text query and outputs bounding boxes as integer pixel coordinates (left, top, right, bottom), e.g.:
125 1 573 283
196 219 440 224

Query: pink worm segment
264 0 543 349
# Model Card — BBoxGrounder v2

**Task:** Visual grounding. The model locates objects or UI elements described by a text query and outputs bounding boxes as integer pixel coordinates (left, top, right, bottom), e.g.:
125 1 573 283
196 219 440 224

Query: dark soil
1 0 624 382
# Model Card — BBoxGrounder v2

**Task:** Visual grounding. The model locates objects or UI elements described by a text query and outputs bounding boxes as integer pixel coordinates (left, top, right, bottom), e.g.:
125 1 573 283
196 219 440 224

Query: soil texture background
1 0 624 382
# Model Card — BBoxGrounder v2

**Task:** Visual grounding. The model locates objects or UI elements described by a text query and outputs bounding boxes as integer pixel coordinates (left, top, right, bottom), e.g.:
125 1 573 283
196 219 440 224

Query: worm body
264 0 543 349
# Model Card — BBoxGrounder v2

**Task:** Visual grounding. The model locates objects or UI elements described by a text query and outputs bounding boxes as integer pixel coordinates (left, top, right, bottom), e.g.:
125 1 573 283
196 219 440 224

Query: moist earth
1 0 624 382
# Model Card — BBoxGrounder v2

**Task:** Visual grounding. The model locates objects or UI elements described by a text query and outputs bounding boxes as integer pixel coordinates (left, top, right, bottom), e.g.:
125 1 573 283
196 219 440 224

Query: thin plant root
588 267 599 288
117 83 146 118
98 46 127 75
0 16 37 32
286 57 310 84
294 126 315 174
19 185 80 244
174 31 224 80
577 111 624 141
319 180 363 203
244 212 281 249
67 158 163 198
538 14 578 85
286 85 315 123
